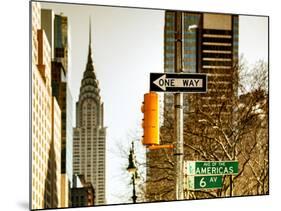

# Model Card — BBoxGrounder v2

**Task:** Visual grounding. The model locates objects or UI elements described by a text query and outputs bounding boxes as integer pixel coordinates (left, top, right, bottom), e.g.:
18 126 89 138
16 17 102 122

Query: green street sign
184 175 223 190
184 161 239 175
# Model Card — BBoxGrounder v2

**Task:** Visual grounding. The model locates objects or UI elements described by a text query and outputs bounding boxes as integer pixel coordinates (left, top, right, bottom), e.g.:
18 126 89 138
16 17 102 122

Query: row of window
73 158 105 163
73 148 103 152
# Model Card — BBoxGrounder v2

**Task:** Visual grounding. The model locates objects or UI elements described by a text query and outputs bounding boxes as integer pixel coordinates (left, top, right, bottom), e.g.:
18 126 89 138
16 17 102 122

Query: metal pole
229 175 233 197
131 141 137 203
175 93 183 200
132 174 137 203
174 11 184 200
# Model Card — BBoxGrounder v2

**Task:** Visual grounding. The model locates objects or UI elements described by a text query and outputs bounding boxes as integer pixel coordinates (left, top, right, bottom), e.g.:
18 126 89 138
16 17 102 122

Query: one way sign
150 73 207 93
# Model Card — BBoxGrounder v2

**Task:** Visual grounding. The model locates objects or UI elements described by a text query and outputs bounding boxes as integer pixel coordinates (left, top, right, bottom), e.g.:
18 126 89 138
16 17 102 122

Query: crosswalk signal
141 92 159 146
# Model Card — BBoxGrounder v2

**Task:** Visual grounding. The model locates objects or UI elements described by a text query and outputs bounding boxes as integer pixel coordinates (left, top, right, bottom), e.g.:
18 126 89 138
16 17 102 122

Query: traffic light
141 92 159 146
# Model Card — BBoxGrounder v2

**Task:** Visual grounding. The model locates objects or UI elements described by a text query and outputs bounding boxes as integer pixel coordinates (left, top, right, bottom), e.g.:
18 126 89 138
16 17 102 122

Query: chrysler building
73 21 106 205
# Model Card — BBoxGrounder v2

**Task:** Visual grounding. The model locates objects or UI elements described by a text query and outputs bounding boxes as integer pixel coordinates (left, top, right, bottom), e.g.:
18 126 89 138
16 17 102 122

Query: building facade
31 2 62 209
51 13 73 207
48 97 62 208
40 8 73 207
71 174 95 207
146 11 239 201
73 24 106 205
162 11 238 121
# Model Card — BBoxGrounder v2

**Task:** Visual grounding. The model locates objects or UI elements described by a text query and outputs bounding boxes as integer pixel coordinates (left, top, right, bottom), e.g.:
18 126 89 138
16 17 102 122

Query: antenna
89 16 91 46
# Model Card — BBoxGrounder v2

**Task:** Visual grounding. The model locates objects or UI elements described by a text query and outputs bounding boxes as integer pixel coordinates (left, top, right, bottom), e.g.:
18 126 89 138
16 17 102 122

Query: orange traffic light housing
141 92 159 146
141 92 174 150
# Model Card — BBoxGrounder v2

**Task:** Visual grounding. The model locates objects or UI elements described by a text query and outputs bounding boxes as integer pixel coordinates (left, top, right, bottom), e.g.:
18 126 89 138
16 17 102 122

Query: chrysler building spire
83 16 97 82
85 16 93 72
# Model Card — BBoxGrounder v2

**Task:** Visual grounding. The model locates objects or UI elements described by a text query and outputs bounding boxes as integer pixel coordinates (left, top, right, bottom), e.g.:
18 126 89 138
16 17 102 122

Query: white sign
153 74 203 91
150 73 207 93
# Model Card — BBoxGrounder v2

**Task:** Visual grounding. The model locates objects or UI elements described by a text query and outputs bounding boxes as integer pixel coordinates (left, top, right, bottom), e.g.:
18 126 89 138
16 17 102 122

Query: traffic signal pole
174 11 184 200
175 93 184 200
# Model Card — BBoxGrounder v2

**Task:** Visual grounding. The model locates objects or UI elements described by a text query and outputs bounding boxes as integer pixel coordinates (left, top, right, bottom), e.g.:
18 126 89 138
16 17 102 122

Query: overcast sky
40 2 268 204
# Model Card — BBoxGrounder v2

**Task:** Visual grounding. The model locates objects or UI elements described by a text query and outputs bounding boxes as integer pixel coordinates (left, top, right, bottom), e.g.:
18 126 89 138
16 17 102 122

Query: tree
142 59 269 201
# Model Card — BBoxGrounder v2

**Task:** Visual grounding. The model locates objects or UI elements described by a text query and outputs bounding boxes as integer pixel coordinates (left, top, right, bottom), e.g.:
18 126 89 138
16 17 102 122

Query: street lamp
127 141 138 203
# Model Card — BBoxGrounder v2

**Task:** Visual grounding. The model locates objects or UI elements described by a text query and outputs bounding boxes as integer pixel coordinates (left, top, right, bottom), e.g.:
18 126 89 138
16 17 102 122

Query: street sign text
184 175 223 190
184 161 239 176
150 73 207 93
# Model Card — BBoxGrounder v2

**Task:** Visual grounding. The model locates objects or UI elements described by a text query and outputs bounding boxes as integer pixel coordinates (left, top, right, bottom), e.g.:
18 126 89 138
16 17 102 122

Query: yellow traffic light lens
142 92 159 146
